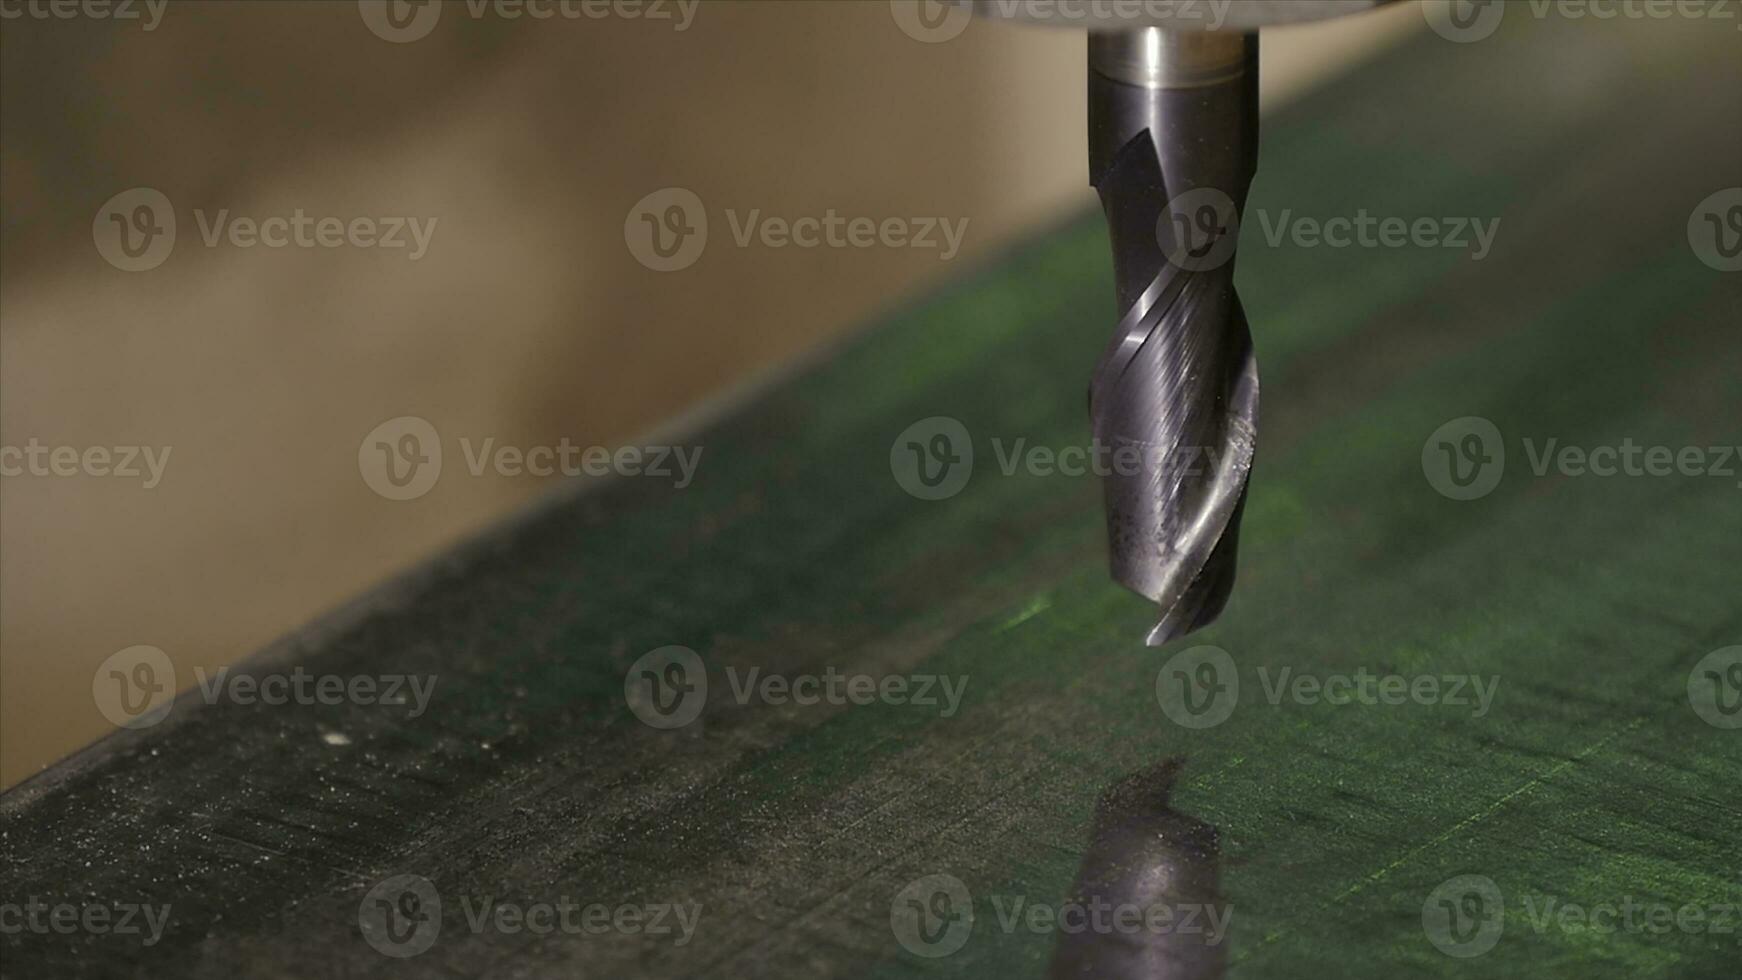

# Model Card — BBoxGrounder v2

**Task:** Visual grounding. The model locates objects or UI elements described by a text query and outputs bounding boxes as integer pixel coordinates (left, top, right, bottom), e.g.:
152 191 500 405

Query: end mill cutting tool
965 1 1396 645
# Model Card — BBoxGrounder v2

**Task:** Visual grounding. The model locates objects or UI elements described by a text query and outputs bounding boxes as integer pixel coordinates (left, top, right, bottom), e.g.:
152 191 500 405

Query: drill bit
961 2 1390 644
1087 29 1260 646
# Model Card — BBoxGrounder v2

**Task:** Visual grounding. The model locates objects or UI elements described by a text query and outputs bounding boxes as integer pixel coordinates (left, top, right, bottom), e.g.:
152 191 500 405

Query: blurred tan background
0 0 1421 788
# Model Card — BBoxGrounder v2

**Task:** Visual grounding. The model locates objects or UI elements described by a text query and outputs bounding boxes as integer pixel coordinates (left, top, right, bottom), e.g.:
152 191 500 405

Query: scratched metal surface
3 13 1740 980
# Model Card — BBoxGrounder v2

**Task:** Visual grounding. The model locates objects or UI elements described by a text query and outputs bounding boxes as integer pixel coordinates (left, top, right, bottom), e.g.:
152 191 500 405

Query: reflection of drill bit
1088 29 1259 646
1049 760 1224 980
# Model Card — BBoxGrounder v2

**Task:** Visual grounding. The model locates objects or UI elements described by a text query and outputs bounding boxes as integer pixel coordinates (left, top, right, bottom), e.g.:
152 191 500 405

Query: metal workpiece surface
3 14 1740 980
